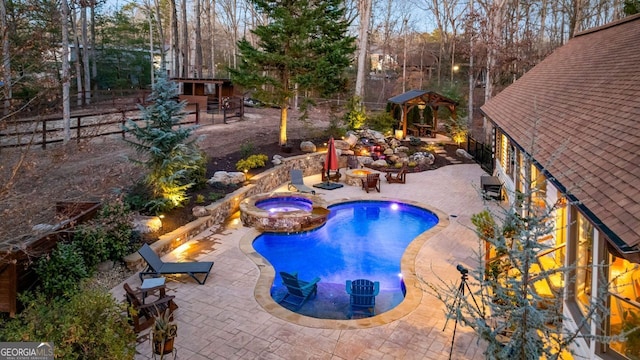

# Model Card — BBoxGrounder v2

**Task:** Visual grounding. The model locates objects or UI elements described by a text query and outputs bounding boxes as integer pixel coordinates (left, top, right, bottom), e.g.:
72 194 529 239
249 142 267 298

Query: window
607 254 640 358
575 213 593 314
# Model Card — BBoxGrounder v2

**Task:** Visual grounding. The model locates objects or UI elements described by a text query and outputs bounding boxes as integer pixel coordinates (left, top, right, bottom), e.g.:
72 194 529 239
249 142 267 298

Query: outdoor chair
361 173 381 193
322 169 342 182
287 169 316 194
123 282 178 333
138 243 214 285
347 155 360 169
385 165 407 184
279 271 320 310
346 279 380 318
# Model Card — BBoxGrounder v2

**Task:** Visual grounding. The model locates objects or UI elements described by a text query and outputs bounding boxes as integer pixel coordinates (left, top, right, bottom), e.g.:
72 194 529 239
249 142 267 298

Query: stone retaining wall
124 152 325 270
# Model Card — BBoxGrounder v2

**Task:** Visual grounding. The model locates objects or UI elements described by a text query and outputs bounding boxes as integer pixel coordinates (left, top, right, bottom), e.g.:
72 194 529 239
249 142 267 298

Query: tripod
443 264 482 360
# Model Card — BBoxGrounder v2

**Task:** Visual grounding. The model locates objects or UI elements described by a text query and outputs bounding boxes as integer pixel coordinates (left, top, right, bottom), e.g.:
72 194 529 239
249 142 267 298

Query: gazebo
387 90 459 139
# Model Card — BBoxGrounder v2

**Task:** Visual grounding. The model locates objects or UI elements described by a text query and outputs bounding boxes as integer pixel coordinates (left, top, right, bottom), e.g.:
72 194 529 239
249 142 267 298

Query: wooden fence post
42 119 46 149
76 116 81 144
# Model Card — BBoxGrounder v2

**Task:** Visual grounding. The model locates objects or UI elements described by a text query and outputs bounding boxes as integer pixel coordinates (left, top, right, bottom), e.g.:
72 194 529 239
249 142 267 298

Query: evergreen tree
230 0 356 146
122 70 203 213
428 168 617 359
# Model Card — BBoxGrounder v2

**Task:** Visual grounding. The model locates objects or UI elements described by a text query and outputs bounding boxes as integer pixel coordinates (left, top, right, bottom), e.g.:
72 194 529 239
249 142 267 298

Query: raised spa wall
124 152 329 270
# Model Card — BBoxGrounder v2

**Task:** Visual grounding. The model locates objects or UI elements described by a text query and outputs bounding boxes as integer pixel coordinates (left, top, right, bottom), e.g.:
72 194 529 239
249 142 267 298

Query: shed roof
481 14 640 254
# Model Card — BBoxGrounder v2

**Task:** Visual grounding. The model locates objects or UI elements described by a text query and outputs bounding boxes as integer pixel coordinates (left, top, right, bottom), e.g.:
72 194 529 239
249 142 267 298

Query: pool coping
238 196 450 329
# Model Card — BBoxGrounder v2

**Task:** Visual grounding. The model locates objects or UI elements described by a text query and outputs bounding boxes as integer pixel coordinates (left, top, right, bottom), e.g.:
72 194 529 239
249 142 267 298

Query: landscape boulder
300 141 316 153
456 148 474 159
208 171 246 185
132 215 162 234
192 206 208 217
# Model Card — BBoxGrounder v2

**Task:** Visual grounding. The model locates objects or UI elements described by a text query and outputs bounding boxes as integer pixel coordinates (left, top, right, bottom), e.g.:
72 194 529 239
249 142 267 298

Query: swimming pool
252 200 439 320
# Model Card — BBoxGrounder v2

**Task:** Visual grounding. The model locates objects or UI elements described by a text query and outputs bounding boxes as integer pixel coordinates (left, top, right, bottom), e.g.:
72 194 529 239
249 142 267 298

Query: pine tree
230 0 356 146
428 169 617 359
122 70 204 213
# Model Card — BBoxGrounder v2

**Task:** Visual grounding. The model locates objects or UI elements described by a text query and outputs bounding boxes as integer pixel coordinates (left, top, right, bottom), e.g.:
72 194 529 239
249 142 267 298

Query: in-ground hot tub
240 192 329 232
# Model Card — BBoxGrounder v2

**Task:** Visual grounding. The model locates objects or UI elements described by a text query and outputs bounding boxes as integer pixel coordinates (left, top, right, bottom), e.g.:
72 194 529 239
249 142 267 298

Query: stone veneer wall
124 152 325 270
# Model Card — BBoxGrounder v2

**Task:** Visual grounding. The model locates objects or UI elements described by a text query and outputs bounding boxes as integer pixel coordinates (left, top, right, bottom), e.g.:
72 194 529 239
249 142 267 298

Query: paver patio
113 163 494 359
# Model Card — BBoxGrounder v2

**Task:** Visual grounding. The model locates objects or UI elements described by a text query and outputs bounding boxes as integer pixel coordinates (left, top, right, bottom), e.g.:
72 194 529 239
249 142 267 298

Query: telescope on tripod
443 264 482 360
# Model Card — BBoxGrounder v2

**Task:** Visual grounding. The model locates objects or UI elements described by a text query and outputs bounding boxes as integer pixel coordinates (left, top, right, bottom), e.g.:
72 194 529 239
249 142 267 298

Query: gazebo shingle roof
481 14 640 253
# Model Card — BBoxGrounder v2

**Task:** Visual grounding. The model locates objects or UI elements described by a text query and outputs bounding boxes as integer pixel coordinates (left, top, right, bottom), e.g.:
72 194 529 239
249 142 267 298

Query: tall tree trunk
0 0 11 114
61 0 71 144
194 0 202 77
90 2 96 80
81 4 90 104
152 0 165 66
70 8 83 106
206 0 216 77
147 4 154 84
171 0 179 77
181 0 188 77
354 0 371 100
467 0 474 128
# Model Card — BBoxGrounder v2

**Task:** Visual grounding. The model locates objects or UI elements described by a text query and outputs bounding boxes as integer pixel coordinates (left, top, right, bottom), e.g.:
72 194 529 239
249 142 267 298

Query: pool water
255 196 314 213
252 200 439 319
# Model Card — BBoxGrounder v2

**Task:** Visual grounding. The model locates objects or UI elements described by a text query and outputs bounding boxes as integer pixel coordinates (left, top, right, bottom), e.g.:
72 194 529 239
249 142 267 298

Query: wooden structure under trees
388 90 458 139
171 78 235 111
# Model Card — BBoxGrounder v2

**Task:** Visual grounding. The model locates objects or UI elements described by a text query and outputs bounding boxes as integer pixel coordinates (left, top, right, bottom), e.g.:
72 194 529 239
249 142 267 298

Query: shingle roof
480 14 640 252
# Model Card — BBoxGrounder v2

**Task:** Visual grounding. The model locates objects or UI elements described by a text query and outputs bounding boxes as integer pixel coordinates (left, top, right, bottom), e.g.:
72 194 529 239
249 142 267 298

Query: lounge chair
287 169 316 194
138 243 214 285
346 279 380 318
361 173 381 193
123 282 178 332
279 271 320 310
385 165 407 184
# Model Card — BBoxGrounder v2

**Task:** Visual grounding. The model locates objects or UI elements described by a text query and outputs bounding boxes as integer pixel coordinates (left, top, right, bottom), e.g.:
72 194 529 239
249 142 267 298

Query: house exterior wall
492 127 640 360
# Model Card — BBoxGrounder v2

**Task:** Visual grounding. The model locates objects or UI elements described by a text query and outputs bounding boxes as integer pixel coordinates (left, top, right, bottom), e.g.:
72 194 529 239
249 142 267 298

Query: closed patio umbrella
313 137 344 190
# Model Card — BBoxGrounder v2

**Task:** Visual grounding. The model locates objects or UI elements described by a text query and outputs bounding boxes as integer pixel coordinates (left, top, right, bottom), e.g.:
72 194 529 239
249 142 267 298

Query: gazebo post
402 104 408 139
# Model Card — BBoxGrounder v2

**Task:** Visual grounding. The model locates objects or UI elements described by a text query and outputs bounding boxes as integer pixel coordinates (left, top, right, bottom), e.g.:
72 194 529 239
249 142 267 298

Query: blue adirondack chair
346 279 380 318
279 271 320 310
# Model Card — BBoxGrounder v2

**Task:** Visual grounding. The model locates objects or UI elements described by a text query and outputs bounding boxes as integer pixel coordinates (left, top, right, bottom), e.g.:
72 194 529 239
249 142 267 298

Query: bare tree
80 1 90 104
0 0 11 114
354 0 372 100
181 0 188 76
194 0 203 77
170 0 179 77
61 0 71 143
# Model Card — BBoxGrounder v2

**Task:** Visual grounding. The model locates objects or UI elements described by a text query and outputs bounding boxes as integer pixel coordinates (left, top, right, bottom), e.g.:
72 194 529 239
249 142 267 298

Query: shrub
73 225 108 272
94 199 136 262
0 290 136 359
366 111 396 133
208 192 224 202
195 194 205 203
344 96 367 130
240 142 255 158
72 199 138 273
35 242 88 300
409 136 421 146
236 154 269 172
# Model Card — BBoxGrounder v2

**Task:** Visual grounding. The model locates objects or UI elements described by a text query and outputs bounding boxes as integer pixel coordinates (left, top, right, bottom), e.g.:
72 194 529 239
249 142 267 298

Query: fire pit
344 168 380 186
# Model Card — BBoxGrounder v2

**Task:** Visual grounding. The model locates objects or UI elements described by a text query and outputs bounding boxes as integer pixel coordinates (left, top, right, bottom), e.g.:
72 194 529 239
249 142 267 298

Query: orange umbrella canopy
324 137 339 173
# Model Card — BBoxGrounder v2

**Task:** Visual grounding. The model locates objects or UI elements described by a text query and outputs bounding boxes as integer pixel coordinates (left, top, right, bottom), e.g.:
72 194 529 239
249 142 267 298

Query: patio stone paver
113 163 494 359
